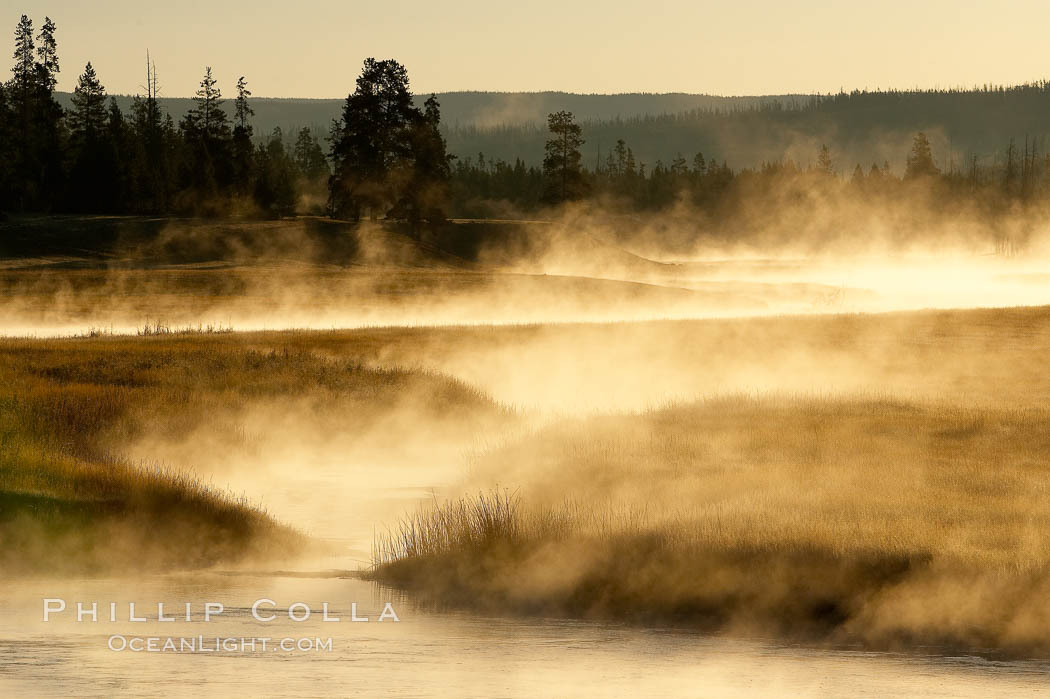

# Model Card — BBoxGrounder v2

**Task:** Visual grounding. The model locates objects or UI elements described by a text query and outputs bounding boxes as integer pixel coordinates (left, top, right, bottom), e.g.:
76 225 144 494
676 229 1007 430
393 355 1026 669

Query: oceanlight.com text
107 635 335 653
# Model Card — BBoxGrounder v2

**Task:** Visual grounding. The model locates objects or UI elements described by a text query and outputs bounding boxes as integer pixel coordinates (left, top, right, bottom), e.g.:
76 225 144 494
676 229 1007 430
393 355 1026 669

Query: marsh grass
138 321 234 336
372 490 573 567
10 304 1050 651
0 334 506 574
370 396 1050 654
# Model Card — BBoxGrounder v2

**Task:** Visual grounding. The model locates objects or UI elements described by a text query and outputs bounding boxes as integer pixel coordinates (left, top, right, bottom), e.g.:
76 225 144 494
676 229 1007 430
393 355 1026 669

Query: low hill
56 84 1050 171
54 91 799 135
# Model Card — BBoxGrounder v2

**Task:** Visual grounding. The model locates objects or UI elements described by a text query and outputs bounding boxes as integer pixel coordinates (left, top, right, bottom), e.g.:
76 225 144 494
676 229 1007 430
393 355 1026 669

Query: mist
9 21 1050 694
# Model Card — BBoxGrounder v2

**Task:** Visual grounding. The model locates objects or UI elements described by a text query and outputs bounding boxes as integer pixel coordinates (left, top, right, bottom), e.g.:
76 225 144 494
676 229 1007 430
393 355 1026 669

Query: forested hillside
55 85 1050 172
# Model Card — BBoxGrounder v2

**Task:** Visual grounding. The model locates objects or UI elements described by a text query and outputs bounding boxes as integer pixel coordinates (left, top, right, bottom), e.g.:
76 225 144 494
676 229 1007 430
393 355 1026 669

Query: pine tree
398 94 452 225
103 98 128 209
69 62 106 142
231 76 254 194
254 127 297 217
8 15 35 210
613 139 628 175
11 15 33 93
34 16 65 209
817 144 834 175
670 153 689 176
234 76 252 132
183 67 229 143
179 67 232 204
542 111 586 204
8 15 64 210
292 127 329 181
692 152 706 175
35 17 58 92
0 83 11 211
850 163 865 187
328 58 420 220
67 62 112 211
905 133 939 179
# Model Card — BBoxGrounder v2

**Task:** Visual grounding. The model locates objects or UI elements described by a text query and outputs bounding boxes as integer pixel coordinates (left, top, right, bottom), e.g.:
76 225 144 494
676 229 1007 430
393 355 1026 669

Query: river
3 572 1050 697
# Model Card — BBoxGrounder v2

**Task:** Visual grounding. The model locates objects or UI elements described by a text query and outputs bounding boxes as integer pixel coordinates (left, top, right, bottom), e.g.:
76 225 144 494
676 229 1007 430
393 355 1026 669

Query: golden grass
371 396 1050 654
0 334 506 574
159 304 1050 412
10 300 1050 654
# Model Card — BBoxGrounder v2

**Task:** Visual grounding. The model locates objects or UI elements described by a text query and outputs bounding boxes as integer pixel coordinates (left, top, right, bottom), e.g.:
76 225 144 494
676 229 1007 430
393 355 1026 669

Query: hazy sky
9 1 1050 98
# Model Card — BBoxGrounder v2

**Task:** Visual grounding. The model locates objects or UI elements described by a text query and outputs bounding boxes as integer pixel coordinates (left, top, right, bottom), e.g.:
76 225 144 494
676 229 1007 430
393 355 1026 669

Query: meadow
372 397 1050 653
6 216 1050 655
0 331 505 573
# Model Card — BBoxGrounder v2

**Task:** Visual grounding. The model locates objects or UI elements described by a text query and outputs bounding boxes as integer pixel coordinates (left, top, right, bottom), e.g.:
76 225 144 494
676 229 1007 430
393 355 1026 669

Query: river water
3 572 1050 698
6 387 1050 695
4 457 1050 699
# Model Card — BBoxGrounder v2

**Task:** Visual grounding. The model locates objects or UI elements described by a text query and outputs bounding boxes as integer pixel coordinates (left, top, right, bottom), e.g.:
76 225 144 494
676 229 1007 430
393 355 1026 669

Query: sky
8 1 1050 98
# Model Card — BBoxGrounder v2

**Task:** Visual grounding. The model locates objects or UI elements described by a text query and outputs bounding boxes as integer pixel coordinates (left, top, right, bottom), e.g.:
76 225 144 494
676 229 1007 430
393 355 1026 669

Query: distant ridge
54 90 807 133
55 85 1050 171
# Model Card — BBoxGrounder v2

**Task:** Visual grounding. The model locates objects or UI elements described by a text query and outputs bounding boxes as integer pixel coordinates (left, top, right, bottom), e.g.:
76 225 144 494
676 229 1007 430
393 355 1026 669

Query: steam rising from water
8 212 1050 668
3 253 1050 339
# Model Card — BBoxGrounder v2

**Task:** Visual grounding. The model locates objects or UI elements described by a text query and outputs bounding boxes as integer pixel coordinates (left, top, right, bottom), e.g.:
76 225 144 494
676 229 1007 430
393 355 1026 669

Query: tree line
456 117 1050 222
2 13 1049 233
0 14 329 217
443 83 1050 176
0 15 456 226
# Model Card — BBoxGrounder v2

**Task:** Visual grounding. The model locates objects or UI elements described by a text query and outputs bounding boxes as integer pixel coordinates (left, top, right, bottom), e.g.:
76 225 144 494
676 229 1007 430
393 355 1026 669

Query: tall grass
138 321 234 336
374 491 523 564
0 334 506 574
370 396 1050 654
372 491 574 572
